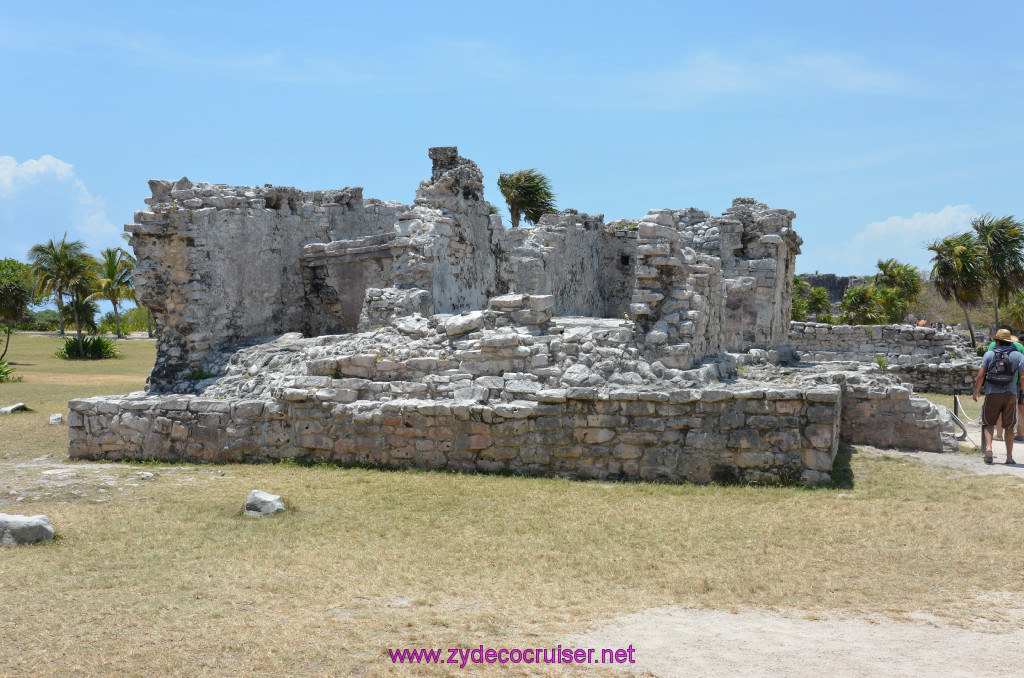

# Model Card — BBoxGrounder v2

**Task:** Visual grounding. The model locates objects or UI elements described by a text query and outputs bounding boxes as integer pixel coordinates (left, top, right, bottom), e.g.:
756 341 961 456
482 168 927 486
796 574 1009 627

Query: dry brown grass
3 333 1024 676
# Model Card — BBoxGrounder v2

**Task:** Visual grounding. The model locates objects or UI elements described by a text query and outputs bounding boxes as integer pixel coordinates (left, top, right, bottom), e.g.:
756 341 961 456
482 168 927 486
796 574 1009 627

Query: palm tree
839 284 885 325
28 234 89 337
496 169 557 228
971 214 1024 333
927 232 987 347
64 256 97 357
875 258 923 305
874 285 909 324
806 286 832 318
87 248 135 338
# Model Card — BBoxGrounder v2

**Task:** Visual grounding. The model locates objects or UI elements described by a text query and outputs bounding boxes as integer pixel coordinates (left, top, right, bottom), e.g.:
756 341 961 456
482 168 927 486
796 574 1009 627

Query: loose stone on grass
245 490 286 517
0 513 56 546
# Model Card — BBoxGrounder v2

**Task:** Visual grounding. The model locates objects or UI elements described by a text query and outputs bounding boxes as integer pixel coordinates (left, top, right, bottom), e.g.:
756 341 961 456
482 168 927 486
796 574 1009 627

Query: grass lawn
3 332 1024 676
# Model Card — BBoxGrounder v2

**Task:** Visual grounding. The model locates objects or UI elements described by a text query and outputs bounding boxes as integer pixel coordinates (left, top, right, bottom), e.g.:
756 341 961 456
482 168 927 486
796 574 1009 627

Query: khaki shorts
982 392 1018 429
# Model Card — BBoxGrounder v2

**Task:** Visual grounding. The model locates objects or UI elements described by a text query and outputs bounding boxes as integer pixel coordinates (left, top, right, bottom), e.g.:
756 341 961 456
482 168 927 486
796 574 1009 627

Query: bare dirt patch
569 602 1024 677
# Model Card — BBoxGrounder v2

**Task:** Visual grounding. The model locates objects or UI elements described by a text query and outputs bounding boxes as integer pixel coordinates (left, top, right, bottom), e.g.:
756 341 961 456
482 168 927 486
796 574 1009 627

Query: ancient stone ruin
68 147 961 486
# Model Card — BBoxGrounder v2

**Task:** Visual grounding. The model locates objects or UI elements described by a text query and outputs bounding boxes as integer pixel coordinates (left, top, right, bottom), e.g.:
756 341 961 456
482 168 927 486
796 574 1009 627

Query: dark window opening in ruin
620 254 631 267
265 196 283 210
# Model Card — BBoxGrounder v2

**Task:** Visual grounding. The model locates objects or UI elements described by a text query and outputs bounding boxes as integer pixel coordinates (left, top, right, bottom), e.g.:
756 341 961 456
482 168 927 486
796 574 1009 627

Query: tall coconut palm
927 232 987 347
87 248 135 338
27 234 88 338
65 256 97 357
971 214 1024 333
496 169 557 228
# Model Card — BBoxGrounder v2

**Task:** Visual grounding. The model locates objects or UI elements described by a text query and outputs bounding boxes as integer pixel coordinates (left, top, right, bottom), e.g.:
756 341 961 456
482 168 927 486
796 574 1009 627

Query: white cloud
0 155 120 260
800 205 978 275
0 155 76 197
617 49 919 110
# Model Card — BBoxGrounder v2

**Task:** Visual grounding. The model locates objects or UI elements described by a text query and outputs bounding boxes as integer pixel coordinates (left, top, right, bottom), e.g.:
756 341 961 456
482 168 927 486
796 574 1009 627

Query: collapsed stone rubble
68 147 964 486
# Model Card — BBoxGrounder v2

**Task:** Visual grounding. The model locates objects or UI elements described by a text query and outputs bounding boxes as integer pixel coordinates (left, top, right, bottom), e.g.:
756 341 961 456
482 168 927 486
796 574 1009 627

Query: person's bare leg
983 426 994 463
1005 428 1015 463
995 414 1004 440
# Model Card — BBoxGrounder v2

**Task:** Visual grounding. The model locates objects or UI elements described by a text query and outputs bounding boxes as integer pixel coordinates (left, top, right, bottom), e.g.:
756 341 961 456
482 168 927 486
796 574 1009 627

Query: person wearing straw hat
983 330 1024 441
974 328 1024 464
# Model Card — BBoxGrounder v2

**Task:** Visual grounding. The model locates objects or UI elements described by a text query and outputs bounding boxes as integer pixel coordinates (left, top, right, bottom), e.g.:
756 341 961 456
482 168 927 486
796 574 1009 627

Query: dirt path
567 438 1024 678
568 604 1024 678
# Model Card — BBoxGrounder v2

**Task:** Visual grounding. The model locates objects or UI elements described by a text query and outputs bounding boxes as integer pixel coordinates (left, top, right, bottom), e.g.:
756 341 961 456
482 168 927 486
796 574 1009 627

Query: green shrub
0 358 20 382
55 336 119 360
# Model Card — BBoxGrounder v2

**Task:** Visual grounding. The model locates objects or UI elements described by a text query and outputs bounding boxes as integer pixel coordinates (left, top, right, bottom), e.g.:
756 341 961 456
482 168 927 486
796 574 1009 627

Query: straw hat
995 328 1012 341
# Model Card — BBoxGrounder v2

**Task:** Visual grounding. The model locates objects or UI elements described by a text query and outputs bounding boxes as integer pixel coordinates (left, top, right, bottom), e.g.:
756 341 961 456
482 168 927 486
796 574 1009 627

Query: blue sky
2 0 1023 280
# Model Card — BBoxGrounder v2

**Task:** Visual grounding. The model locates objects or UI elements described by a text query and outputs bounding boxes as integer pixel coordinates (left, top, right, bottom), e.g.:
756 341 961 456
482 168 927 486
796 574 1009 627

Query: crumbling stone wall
129 182 396 390
68 385 840 486
686 199 802 351
887 360 979 396
85 145 968 488
129 149 802 392
788 322 950 365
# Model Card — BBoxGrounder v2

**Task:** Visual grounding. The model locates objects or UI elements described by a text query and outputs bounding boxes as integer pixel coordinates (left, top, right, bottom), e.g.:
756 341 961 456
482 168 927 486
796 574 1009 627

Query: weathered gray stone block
0 514 55 546
244 490 286 517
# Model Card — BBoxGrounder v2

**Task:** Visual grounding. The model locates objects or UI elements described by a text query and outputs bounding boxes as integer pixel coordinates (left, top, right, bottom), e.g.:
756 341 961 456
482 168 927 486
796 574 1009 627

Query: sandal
1008 459 1017 465
984 449 994 464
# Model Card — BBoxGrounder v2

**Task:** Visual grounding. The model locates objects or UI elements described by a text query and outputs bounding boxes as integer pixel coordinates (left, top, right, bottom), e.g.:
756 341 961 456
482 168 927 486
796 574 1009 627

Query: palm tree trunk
1 325 10 361
112 299 123 338
961 303 976 348
73 297 84 358
55 292 66 337
993 282 1000 337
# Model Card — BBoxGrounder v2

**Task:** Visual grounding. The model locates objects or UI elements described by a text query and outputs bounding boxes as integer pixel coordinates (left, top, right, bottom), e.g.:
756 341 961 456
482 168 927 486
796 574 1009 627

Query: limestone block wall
887 359 980 396
413 147 506 313
504 211 638 319
129 180 396 390
788 322 950 364
685 199 802 351
127 147 801 395
630 211 724 369
602 229 639 319
67 385 841 486
840 383 958 452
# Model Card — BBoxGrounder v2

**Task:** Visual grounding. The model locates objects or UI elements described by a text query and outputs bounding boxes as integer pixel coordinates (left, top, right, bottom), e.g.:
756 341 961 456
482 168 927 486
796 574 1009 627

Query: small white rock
244 490 286 517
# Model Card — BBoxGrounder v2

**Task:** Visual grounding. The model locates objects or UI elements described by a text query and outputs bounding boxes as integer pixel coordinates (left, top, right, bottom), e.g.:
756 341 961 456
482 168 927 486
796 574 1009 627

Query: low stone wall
789 322 949 365
840 383 958 452
887 359 980 396
68 385 842 487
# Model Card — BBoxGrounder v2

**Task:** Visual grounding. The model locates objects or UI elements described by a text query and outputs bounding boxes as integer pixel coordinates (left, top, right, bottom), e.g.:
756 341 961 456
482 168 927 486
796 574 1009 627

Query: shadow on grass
827 441 855 490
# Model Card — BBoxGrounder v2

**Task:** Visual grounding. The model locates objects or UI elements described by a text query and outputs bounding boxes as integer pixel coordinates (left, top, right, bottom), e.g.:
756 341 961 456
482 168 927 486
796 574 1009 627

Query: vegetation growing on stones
496 169 557 228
